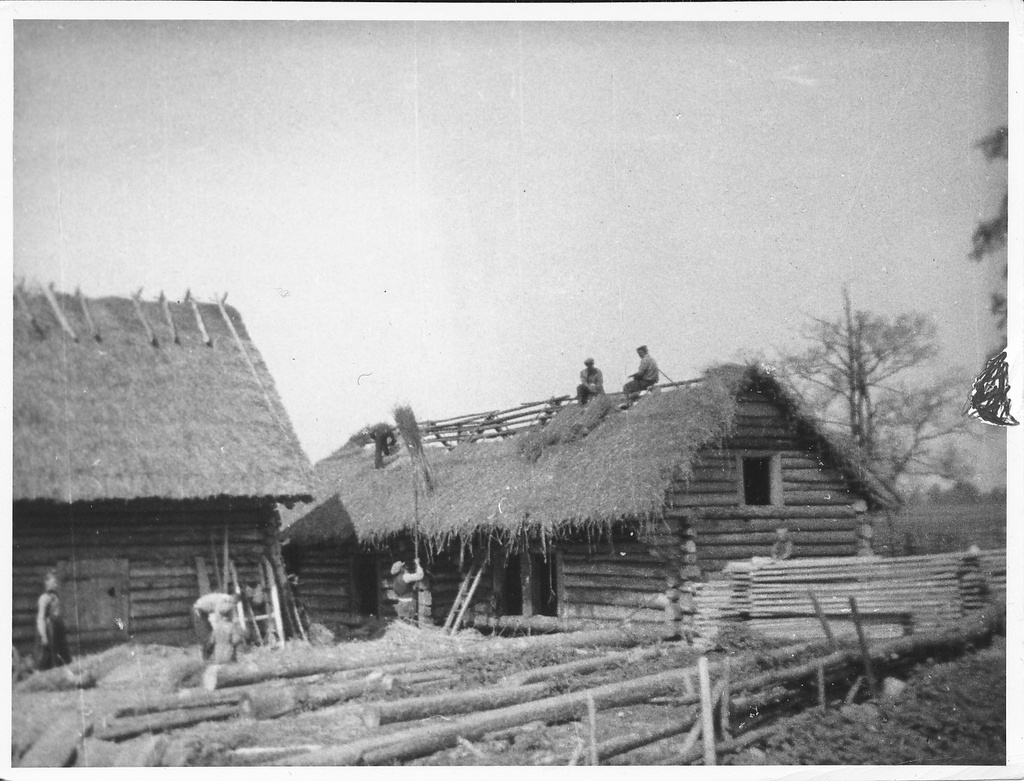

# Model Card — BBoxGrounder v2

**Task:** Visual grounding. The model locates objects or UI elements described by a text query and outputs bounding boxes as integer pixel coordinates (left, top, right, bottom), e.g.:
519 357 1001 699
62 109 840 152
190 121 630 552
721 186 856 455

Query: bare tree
969 125 1008 333
782 290 971 489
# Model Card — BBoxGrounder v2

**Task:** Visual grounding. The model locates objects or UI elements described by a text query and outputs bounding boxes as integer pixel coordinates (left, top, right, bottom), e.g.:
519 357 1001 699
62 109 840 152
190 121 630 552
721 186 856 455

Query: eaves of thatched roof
287 363 900 548
13 287 313 504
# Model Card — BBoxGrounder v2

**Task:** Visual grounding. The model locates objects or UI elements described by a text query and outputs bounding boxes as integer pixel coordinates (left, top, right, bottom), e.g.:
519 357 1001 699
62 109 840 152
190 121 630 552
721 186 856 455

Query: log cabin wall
667 390 863 572
12 499 281 652
283 543 358 628
557 522 679 625
554 390 871 622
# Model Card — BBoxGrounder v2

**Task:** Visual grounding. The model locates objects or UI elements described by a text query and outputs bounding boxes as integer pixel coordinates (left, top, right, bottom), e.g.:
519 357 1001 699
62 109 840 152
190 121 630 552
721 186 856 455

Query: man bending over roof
366 422 398 469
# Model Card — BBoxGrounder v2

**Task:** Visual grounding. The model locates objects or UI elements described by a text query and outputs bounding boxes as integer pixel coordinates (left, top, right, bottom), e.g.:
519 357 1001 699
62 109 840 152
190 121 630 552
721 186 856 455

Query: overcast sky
11 9 1015 486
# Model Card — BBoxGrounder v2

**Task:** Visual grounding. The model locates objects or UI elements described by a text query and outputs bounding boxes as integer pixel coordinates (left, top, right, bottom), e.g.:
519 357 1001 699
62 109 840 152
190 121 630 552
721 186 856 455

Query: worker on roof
622 345 660 399
34 570 71 671
387 558 425 623
365 422 398 469
576 357 605 406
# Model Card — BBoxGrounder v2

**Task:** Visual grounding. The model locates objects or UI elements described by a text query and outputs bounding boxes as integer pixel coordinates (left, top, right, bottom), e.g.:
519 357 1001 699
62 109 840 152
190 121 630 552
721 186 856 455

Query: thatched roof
13 287 313 504
286 364 899 548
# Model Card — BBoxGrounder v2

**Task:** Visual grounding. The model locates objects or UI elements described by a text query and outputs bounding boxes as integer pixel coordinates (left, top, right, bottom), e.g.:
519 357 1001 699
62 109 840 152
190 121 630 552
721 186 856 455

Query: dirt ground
10 622 1007 767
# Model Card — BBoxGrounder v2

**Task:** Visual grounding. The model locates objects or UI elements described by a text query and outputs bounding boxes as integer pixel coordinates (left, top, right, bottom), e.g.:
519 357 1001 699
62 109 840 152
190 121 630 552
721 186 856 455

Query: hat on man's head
390 561 405 576
584 357 594 366
637 345 648 352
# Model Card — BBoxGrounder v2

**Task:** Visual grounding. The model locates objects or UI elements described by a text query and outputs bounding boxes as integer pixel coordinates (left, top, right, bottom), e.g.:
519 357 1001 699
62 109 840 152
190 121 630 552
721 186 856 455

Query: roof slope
291 368 744 546
286 364 900 547
13 288 313 503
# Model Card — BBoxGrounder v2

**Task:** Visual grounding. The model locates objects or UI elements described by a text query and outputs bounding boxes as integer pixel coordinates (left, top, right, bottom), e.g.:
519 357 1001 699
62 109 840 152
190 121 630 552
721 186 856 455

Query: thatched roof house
13 286 312 650
285 364 898 628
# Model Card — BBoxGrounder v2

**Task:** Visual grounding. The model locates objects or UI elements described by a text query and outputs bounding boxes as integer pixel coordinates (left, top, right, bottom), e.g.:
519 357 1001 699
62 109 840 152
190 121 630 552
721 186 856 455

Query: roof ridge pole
75 287 101 342
131 289 159 347
43 283 78 342
215 292 283 429
159 291 181 345
185 289 213 347
14 283 47 337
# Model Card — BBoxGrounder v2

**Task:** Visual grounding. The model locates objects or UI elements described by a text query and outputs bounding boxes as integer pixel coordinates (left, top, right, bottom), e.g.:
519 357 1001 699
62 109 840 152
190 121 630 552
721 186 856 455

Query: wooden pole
808 590 836 646
697 656 717 766
849 596 878 697
587 694 599 766
208 530 222 592
816 661 827 710
450 560 485 633
718 656 732 738
43 283 78 342
266 558 287 646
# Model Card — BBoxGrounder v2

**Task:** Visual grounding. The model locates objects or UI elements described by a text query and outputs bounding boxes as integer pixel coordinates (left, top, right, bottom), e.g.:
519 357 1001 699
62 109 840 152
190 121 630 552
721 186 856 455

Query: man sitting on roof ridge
622 344 660 407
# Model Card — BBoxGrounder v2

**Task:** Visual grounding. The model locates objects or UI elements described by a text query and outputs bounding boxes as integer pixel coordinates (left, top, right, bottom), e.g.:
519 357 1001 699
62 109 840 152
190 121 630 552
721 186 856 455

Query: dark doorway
353 553 380 616
503 552 523 615
531 553 558 617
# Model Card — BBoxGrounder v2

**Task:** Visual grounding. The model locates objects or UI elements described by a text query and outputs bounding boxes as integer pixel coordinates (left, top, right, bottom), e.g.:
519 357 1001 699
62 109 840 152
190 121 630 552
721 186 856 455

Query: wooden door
60 558 130 647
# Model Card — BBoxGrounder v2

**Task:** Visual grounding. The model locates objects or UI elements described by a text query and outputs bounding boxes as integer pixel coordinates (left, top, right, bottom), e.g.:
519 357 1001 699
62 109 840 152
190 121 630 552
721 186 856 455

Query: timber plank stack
702 550 1006 641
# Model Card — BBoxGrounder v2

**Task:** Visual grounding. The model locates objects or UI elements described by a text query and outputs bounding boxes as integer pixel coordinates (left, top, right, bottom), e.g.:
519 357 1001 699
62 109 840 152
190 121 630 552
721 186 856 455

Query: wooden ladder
443 551 488 635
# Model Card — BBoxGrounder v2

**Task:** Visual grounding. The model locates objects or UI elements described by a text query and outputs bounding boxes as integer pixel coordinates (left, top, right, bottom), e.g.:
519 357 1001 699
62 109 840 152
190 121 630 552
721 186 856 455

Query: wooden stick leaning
697 656 717 766
849 596 878 697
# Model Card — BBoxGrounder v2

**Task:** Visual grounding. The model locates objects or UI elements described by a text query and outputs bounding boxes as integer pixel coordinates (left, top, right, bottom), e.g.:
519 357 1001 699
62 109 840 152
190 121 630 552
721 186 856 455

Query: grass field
875 501 1006 556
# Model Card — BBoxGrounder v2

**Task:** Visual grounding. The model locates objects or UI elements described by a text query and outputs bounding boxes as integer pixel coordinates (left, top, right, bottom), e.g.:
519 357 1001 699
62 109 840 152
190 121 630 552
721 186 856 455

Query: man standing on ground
387 558 425 622
576 357 605 406
34 570 71 671
622 345 660 398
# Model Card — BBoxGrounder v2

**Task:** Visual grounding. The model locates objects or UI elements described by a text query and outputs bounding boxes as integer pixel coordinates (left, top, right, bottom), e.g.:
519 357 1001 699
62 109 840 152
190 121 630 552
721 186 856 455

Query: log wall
283 544 358 627
670 391 866 572
12 499 281 652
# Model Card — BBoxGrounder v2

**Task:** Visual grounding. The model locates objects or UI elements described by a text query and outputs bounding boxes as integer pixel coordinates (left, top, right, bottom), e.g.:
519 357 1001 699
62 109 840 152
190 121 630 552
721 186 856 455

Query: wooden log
690 517 857 534
697 656 716 765
93 704 240 741
17 711 92 768
690 506 858 520
565 605 664 623
501 646 664 687
360 682 553 728
850 596 878 697
590 708 698 762
205 625 669 690
562 575 665 594
482 615 598 634
113 735 169 767
808 591 836 646
560 561 667 580
114 688 249 719
280 659 729 766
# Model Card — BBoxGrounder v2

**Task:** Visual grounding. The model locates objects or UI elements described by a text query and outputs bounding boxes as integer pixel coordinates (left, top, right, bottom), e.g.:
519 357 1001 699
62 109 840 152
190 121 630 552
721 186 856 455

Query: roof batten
76 287 101 342
131 289 159 347
14 285 46 337
159 292 181 345
216 292 283 430
43 283 78 342
186 290 213 347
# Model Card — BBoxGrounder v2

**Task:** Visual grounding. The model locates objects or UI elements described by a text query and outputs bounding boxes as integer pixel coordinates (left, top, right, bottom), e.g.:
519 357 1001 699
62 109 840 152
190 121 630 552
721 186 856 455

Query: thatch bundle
301 372 742 548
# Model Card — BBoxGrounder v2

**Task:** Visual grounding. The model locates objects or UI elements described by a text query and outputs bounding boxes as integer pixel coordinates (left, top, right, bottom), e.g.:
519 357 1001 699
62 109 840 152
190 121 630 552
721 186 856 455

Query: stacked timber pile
704 550 1006 641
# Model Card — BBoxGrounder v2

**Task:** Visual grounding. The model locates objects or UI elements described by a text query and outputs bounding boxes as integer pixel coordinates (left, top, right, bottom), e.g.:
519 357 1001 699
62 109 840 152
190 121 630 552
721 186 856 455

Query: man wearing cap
576 358 605 406
387 558 425 622
622 345 660 398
